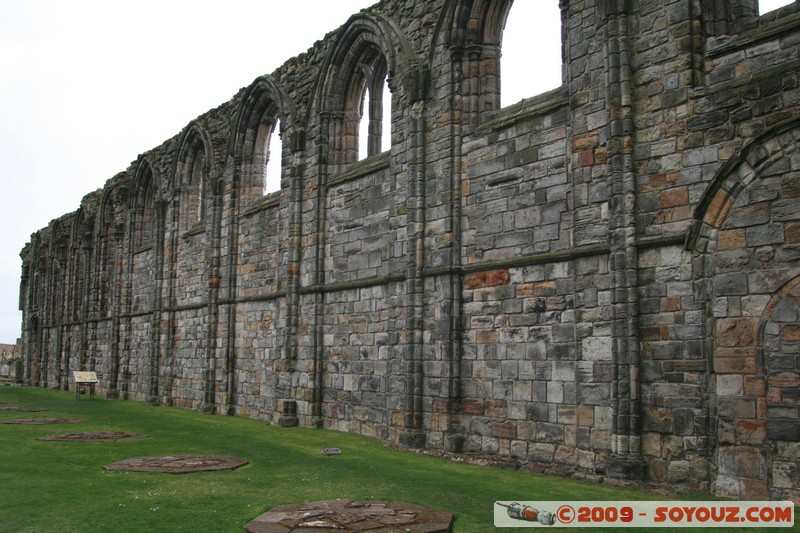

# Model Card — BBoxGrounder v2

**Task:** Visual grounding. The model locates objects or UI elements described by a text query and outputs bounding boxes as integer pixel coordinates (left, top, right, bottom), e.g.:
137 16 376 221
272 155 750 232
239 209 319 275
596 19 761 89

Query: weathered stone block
717 446 767 480
528 443 555 463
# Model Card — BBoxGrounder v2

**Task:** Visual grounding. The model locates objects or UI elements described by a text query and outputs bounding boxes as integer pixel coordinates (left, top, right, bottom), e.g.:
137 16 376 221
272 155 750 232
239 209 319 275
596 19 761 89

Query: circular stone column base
103 455 248 473
244 499 453 532
0 417 82 424
38 431 147 442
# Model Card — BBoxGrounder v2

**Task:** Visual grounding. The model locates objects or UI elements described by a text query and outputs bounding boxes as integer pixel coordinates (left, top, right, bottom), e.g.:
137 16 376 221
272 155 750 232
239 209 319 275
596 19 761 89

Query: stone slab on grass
103 455 248 473
244 499 453 532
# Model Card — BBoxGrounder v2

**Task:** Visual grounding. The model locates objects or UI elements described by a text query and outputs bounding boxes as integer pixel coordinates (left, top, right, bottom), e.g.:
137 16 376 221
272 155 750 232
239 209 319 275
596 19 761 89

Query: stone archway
687 119 800 501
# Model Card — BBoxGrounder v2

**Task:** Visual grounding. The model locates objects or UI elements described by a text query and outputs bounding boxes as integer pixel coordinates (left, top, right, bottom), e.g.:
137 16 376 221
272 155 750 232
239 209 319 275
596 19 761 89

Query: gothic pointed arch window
357 69 392 160
448 0 563 125
234 78 291 206
98 201 114 316
337 45 390 166
176 127 210 232
133 162 155 249
96 190 121 317
317 16 396 174
264 117 282 193
69 210 91 321
500 1 563 107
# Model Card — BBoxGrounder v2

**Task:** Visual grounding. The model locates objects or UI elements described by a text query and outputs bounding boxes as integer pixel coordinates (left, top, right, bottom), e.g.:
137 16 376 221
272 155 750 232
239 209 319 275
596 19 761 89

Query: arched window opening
501 1 562 107
194 157 204 219
358 73 391 161
178 140 206 232
324 38 389 171
191 156 204 222
97 198 117 316
133 165 155 249
382 77 391 153
263 118 282 194
358 87 369 160
250 113 281 198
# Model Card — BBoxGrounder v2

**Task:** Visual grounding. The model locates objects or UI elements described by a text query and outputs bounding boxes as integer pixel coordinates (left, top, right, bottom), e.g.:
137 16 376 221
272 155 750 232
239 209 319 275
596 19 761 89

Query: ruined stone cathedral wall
18 0 800 502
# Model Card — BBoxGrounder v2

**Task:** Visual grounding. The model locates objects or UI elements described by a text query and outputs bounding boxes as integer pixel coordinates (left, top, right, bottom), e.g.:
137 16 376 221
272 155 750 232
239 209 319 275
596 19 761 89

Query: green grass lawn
0 385 795 532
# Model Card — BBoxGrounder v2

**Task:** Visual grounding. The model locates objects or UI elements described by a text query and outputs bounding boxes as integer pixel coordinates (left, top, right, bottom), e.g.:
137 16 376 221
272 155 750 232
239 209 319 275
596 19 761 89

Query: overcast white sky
0 0 790 344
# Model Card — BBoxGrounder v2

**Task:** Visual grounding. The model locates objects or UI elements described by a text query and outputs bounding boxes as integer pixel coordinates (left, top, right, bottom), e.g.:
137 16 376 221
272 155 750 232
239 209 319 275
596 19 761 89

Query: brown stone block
273 359 293 372
534 281 557 296
756 397 767 419
742 479 770 500
769 372 800 388
431 398 451 413
558 405 576 424
736 419 766 445
589 428 611 450
714 347 756 374
464 269 509 289
462 399 484 415
780 324 800 341
577 405 594 427
492 420 517 439
430 413 449 431
643 325 668 341
572 132 600 152
662 121 686 137
643 406 673 433
390 410 405 427
517 420 535 441
527 442 555 462
703 190 734 228
579 149 594 167
516 283 536 297
485 399 508 418
716 317 758 347
642 432 662 457
718 445 766 479
743 376 765 397
464 272 485 289
664 171 687 187
782 174 800 198
486 269 510 286
786 221 800 244
656 205 692 223
660 188 689 208
554 445 577 466
661 297 682 312
718 229 747 250
476 330 499 344
640 173 665 192
650 458 667 481
661 435 686 459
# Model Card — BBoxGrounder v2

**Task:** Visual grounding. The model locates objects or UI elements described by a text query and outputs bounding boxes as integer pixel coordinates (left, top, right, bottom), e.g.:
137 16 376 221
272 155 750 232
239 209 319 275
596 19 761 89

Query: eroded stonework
18 0 800 502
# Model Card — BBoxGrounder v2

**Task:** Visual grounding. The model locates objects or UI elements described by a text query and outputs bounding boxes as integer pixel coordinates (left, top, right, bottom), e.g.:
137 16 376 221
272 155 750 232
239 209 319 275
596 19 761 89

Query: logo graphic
495 502 556 526
494 501 794 528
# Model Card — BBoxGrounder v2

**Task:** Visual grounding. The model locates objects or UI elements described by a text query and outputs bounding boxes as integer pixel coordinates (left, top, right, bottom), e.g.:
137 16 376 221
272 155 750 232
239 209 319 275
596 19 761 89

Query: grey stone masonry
18 0 800 503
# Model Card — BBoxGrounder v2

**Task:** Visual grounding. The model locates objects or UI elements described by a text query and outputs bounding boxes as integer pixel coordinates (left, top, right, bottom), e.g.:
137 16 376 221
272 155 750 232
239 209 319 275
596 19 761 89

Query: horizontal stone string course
17 0 800 503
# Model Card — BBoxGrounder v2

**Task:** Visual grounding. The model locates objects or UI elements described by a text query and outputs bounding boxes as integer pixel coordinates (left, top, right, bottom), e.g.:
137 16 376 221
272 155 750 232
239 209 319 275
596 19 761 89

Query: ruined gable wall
17 0 800 502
